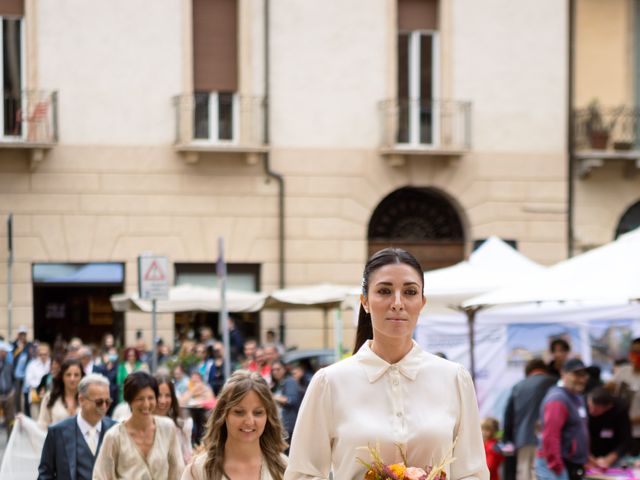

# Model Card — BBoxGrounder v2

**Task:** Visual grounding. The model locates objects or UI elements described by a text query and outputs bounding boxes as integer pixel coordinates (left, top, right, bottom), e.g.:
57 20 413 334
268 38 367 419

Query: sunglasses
87 398 113 408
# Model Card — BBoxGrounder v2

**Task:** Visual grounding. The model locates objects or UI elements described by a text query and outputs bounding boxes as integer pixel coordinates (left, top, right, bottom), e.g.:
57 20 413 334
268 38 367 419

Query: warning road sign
138 255 169 300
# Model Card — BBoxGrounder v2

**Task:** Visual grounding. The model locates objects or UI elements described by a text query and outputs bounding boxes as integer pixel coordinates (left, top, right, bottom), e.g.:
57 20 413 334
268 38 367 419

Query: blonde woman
181 370 287 480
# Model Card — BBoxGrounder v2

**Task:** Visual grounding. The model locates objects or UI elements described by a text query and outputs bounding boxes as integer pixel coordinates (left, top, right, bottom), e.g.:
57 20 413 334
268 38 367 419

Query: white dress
284 340 489 480
37 392 79 429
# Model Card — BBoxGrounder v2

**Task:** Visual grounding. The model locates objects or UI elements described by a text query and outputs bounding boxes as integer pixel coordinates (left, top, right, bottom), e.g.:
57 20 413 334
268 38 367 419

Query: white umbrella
110 284 267 313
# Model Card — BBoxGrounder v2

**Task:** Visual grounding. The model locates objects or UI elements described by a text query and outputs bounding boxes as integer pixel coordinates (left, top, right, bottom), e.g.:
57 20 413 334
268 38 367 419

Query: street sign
138 255 169 300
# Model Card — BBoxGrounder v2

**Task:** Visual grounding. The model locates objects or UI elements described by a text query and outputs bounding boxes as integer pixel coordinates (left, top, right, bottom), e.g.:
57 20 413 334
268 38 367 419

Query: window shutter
0 0 24 16
193 0 238 92
398 0 438 31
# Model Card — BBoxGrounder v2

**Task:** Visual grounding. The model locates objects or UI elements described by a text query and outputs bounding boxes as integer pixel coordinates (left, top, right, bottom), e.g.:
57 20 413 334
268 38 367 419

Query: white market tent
463 227 640 309
423 236 545 311
420 236 546 378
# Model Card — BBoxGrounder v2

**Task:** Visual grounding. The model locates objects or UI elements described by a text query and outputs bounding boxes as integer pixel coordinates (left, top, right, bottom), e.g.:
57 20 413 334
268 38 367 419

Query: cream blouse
37 391 79 429
284 340 489 480
93 415 185 480
181 453 288 480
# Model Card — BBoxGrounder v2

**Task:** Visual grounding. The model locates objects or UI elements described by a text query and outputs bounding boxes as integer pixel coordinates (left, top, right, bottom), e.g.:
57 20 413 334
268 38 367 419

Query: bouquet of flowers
357 440 456 480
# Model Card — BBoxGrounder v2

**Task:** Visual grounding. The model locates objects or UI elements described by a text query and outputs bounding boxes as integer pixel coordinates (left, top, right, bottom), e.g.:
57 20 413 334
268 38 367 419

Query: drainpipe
262 0 287 343
567 0 576 257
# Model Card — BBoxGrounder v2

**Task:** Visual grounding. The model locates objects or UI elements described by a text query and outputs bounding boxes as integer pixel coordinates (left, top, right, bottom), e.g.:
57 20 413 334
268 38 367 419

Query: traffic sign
138 255 169 300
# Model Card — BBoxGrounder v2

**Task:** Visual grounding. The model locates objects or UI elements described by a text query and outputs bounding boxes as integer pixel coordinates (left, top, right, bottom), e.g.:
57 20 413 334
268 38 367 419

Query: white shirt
25 357 50 389
77 413 101 450
284 340 489 480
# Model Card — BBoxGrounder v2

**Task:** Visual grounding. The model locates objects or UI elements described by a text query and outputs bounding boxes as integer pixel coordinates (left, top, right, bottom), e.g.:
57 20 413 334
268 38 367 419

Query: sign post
6 214 12 340
138 254 169 373
216 238 231 381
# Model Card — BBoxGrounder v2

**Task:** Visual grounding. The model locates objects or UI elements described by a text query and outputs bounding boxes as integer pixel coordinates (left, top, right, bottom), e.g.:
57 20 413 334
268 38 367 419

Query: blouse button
396 412 403 418
392 379 399 386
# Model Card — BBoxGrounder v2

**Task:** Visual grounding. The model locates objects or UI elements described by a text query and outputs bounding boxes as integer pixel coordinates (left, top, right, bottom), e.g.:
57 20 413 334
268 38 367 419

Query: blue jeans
535 457 569 480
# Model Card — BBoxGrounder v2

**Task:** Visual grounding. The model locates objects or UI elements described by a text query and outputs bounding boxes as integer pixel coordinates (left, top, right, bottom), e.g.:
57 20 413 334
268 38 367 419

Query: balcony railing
0 90 58 145
174 94 266 151
573 105 640 152
573 105 640 177
379 98 471 153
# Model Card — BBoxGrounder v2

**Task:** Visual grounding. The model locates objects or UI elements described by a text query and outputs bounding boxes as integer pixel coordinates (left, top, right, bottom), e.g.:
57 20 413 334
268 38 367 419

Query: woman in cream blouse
154 372 193 465
93 371 184 480
37 358 83 429
181 370 288 480
284 248 489 480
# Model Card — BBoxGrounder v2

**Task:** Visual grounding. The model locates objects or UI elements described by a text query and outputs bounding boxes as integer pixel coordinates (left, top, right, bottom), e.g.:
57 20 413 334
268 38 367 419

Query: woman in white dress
37 357 83 429
181 370 288 480
284 248 489 480
93 371 185 480
155 372 194 465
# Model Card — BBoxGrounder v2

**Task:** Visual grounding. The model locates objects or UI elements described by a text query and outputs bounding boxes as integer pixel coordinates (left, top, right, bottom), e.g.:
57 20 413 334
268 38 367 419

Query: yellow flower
389 463 407 478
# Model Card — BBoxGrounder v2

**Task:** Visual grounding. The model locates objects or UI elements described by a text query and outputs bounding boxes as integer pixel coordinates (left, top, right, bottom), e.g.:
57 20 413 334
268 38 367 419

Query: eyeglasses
86 398 113 408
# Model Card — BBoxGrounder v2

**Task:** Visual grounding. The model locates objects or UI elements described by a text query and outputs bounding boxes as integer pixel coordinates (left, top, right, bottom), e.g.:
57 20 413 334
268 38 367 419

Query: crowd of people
0 322 309 447
480 337 640 480
1 247 636 480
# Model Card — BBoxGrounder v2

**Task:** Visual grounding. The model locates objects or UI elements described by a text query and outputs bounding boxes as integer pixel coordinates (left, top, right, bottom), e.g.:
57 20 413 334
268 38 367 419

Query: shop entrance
32 263 125 346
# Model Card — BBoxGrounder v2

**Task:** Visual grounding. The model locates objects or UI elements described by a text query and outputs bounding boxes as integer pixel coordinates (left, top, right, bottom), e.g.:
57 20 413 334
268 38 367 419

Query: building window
194 91 238 142
0 16 23 138
397 30 438 146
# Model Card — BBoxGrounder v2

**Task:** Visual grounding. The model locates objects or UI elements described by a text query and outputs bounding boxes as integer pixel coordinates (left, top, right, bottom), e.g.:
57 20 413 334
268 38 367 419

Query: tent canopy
463 227 640 309
423 236 545 309
264 283 360 310
110 283 360 314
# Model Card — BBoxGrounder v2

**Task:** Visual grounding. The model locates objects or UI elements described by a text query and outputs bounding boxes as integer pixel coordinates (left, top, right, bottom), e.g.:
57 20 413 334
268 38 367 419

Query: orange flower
365 469 378 480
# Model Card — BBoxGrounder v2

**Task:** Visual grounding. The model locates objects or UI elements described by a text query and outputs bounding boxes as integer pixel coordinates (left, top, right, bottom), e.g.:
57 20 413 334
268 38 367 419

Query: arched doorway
615 200 640 238
368 187 466 271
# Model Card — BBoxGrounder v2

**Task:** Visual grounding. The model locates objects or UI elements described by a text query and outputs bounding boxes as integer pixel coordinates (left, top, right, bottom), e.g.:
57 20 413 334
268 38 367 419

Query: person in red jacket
483 417 505 480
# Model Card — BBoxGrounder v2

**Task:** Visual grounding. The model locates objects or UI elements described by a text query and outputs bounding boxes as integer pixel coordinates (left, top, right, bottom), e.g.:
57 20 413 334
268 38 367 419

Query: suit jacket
37 414 117 480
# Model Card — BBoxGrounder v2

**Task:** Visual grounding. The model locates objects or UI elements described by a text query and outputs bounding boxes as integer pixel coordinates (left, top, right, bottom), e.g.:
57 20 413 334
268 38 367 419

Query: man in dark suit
38 373 116 480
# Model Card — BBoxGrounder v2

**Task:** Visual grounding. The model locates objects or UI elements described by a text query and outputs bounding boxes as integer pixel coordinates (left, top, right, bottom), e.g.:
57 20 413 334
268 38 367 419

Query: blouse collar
356 340 424 383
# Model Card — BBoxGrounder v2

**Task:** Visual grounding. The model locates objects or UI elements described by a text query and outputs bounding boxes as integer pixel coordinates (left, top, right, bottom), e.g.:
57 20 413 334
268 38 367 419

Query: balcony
174 94 267 164
573 105 640 178
379 99 471 166
0 90 58 168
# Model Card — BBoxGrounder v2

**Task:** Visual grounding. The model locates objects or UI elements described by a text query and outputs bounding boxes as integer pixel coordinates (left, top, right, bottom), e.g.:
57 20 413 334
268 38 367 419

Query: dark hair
632 337 640 346
589 386 614 406
123 371 159 404
524 358 547 376
199 370 287 480
550 338 570 353
353 248 424 354
154 373 181 427
47 358 84 409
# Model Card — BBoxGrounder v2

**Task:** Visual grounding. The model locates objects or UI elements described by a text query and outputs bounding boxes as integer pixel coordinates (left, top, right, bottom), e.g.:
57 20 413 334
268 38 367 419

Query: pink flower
404 467 428 480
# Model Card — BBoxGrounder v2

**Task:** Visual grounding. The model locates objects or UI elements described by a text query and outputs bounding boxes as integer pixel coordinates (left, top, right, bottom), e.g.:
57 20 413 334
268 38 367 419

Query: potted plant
584 100 613 150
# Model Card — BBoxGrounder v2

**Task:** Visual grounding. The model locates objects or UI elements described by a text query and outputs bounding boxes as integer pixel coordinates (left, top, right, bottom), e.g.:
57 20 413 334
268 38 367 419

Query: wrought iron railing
379 98 471 151
1 90 58 144
174 94 265 147
573 105 640 151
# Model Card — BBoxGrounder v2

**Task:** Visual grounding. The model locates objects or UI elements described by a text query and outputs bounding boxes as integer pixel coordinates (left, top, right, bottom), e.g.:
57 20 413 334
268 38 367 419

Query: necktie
87 427 97 456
